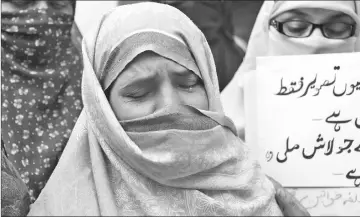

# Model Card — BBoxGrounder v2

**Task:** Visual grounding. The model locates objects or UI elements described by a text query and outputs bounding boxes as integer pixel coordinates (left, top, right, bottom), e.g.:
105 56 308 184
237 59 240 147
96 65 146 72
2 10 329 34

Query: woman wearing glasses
220 1 360 215
267 1 358 55
221 0 360 139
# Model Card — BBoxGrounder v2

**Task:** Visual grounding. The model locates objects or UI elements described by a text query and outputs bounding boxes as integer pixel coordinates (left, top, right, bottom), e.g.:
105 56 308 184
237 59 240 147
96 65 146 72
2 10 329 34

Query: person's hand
267 176 311 216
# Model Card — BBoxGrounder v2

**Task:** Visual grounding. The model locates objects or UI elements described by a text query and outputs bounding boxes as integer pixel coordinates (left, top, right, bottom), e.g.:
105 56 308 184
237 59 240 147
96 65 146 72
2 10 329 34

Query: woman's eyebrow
172 69 194 77
328 13 355 22
119 73 159 91
276 9 310 20
287 9 308 17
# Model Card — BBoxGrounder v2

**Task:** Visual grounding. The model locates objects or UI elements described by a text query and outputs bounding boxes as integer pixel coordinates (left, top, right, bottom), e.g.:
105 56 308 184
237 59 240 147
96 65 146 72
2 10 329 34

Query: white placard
245 52 360 187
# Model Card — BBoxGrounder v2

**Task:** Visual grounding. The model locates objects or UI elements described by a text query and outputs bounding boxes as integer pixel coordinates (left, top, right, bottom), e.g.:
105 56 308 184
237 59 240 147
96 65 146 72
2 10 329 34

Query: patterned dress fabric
1 144 31 216
1 7 83 202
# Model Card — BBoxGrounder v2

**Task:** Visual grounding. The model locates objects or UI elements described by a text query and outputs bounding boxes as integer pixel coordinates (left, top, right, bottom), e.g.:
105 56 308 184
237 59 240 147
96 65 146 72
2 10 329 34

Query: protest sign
244 52 360 187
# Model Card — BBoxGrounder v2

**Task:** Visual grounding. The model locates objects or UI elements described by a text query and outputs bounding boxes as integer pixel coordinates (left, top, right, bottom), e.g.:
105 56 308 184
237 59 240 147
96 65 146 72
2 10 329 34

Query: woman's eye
284 21 310 32
281 20 312 37
323 22 354 38
179 84 197 89
178 79 203 91
325 22 351 33
125 90 150 99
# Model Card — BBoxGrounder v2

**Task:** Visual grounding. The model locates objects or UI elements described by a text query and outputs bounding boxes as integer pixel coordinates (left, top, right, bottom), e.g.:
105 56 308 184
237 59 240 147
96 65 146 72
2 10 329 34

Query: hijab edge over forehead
101 30 202 90
81 6 118 73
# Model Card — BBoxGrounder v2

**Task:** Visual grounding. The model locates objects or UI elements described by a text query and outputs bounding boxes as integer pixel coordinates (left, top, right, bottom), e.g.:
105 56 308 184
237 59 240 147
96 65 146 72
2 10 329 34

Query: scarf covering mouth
28 2 283 216
120 105 220 132
1 7 83 201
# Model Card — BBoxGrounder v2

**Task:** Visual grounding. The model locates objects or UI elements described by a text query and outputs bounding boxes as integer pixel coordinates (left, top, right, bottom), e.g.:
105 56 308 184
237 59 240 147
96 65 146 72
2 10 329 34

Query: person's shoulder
1 151 31 216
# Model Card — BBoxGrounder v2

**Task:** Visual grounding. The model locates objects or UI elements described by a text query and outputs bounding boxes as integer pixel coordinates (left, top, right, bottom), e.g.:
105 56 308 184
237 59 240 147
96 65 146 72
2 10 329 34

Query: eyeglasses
270 20 356 39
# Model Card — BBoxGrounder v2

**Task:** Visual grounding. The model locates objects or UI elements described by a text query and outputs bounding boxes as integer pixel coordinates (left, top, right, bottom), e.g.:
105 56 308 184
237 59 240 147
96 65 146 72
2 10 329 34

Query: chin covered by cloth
28 3 305 216
220 0 360 136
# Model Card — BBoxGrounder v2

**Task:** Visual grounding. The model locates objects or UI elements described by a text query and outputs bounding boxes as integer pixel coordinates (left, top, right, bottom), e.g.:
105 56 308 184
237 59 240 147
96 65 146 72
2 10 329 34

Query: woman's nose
312 28 323 37
156 85 183 109
309 28 336 54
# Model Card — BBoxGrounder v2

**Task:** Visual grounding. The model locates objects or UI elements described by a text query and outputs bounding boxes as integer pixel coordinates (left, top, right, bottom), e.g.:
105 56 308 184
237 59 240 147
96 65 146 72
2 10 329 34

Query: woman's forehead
123 52 191 76
275 8 355 22
271 1 358 21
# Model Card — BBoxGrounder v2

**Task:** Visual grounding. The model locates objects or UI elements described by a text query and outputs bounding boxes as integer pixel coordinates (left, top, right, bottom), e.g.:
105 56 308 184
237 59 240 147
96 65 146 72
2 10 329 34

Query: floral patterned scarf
1 7 83 201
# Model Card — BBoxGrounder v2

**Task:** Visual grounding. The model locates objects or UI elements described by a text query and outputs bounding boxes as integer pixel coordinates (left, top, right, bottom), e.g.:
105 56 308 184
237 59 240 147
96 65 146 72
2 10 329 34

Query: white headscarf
221 0 360 134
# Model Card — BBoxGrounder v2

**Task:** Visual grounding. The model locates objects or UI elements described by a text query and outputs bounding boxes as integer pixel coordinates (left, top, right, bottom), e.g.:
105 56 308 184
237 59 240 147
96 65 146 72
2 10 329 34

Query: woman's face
109 51 209 121
1 0 74 15
274 8 356 38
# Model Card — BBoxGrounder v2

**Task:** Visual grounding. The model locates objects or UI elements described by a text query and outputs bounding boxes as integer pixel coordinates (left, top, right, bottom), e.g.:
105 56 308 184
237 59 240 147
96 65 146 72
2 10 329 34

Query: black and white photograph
1 0 359 216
